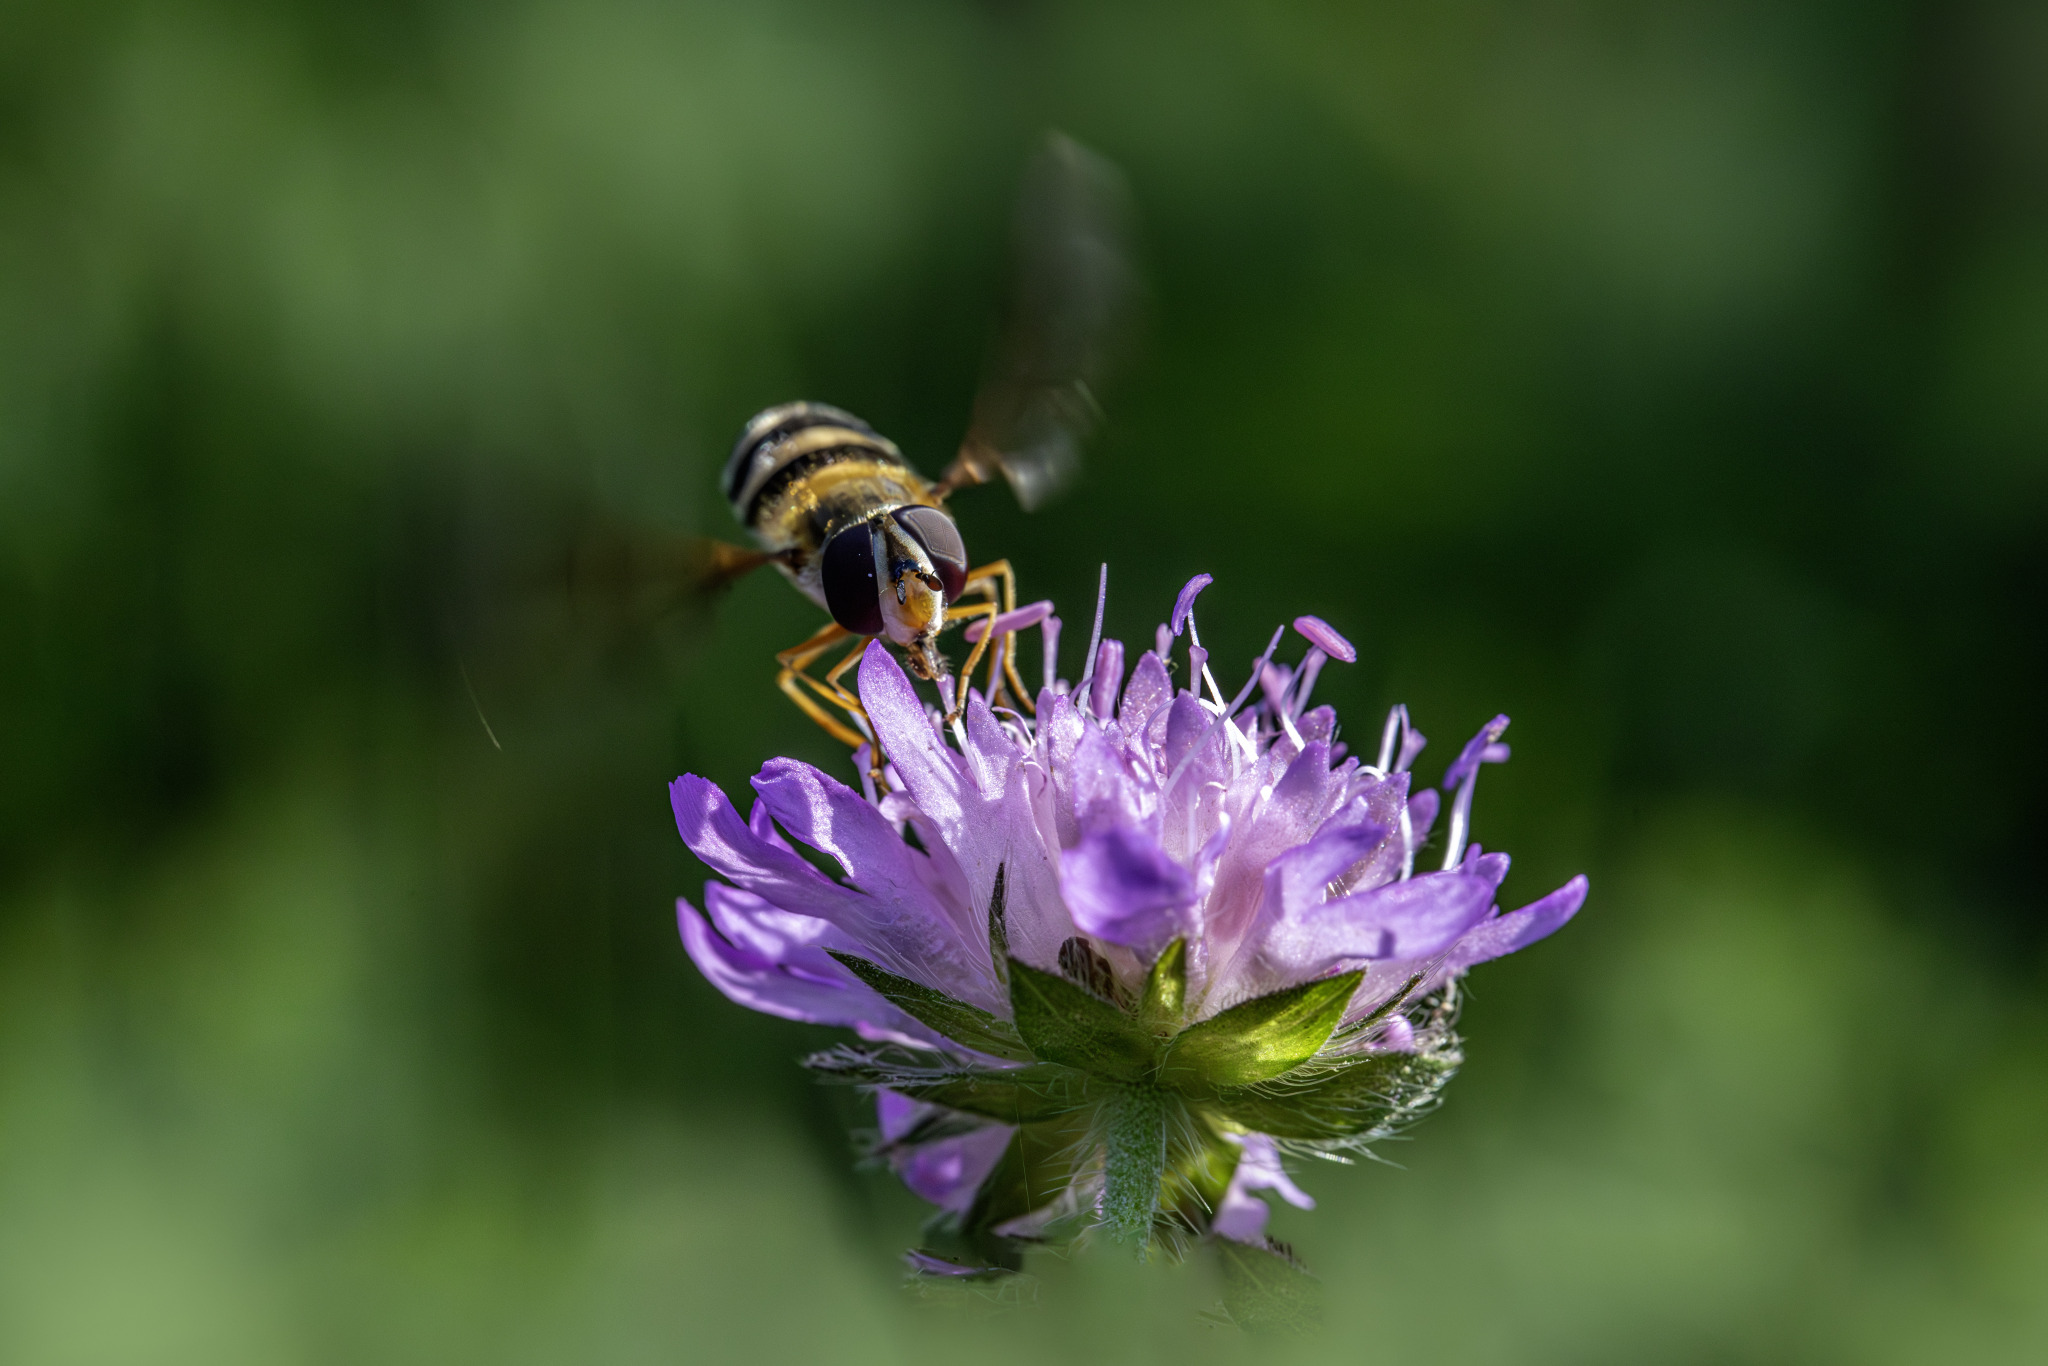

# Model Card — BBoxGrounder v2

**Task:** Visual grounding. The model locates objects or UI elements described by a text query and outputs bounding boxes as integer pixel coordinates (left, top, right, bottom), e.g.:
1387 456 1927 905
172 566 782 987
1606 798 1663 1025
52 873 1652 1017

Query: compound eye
820 523 883 636
892 506 969 601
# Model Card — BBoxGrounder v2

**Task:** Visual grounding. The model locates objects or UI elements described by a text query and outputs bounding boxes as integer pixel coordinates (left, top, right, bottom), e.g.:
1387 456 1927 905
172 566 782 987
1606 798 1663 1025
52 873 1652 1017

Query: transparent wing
944 132 1140 511
562 522 771 630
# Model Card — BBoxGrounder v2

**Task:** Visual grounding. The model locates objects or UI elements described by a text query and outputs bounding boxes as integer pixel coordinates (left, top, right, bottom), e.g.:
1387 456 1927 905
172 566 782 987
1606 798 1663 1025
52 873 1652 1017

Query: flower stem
1100 1084 1167 1249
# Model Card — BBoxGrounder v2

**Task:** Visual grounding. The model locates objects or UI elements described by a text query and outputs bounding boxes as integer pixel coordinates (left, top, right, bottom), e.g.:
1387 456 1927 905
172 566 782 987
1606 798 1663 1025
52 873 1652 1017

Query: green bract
808 923 1457 1282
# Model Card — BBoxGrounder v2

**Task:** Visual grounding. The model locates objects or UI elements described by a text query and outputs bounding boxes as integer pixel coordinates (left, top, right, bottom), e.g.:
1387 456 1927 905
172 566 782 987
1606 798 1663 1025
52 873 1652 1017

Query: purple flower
673 574 1587 1280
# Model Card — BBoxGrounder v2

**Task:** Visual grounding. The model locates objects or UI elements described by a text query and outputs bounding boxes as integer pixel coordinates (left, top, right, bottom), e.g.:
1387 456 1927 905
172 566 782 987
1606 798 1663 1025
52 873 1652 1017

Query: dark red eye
820 523 883 635
892 506 968 601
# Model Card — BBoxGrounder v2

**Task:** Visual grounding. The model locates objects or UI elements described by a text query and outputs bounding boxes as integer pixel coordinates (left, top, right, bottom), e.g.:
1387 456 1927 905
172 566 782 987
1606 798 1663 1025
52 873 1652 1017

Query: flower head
674 573 1586 1284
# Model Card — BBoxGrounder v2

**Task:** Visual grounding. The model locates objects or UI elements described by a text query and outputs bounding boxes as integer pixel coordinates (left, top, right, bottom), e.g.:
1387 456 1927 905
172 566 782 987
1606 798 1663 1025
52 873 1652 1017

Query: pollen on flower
670 571 1588 1294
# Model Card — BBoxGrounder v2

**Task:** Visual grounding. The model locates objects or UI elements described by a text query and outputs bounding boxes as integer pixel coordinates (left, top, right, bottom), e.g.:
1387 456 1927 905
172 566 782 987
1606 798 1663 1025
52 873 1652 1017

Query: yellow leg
942 598 1003 724
956 560 1037 716
775 623 872 752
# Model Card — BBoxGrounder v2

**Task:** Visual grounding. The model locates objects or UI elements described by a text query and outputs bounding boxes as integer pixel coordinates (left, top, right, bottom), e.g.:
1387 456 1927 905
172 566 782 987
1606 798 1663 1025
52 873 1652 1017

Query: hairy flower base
673 573 1586 1311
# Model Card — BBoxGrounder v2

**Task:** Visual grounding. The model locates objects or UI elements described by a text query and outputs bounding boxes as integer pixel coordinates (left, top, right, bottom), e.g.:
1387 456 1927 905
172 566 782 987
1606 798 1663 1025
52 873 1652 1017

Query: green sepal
807 1049 1093 1124
828 951 1032 1062
1141 937 1187 1032
1204 1047 1457 1140
892 1063 1096 1124
1007 957 1159 1082
1159 970 1364 1092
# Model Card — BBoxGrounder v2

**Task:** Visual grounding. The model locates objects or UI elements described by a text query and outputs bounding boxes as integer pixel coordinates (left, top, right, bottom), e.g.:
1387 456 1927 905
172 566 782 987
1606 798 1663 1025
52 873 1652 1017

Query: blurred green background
3 0 2045 1361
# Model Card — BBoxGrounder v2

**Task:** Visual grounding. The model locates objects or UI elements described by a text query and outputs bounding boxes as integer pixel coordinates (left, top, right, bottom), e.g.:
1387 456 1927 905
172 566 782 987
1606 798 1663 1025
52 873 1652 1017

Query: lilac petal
1041 614 1063 693
750 758 961 934
1442 714 1511 793
963 598 1054 643
1155 622 1173 658
671 771 987 1003
677 892 930 1045
1258 867 1500 975
1375 1015 1417 1052
876 1087 923 1142
859 641 1076 970
1292 614 1356 664
960 685 1025 798
1118 650 1174 739
1200 740 1346 954
1211 1185 1274 1243
1090 638 1125 719
1170 573 1213 636
1267 819 1390 921
1407 787 1440 845
877 1092 1016 1212
1212 1133 1315 1244
1069 722 1147 832
1060 823 1196 951
1445 874 1588 972
1161 690 1221 782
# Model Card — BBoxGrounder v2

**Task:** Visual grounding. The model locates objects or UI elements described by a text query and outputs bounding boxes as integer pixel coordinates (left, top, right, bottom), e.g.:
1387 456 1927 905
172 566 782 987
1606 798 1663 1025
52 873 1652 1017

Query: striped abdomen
724 401 939 608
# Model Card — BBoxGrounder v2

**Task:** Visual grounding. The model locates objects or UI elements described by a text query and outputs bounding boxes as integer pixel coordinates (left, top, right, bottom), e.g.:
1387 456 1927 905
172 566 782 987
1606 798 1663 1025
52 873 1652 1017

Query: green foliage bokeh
1 1 2044 1361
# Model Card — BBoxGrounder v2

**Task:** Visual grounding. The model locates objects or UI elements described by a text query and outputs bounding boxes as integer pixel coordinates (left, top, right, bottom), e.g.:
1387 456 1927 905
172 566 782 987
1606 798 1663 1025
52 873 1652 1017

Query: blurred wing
944 132 1140 511
563 523 771 627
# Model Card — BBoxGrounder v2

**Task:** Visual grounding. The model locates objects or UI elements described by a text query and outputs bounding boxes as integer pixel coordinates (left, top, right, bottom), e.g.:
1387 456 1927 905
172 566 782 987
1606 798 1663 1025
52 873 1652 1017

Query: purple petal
677 891 931 1044
1442 714 1511 792
963 598 1054 643
1199 740 1348 955
1211 1186 1273 1243
1068 722 1147 832
1445 874 1588 972
1170 573 1213 636
671 771 989 1004
1118 650 1173 739
1060 823 1196 950
1212 1133 1315 1244
1407 787 1440 846
1154 623 1173 658
859 641 1077 970
1292 614 1357 664
1374 1015 1417 1052
1267 819 1391 921
750 758 961 932
876 1092 1016 1212
1257 867 1500 975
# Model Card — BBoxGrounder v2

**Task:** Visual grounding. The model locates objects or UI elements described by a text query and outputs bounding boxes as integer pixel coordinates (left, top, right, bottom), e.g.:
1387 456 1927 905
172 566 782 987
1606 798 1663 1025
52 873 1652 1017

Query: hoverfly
698 134 1136 757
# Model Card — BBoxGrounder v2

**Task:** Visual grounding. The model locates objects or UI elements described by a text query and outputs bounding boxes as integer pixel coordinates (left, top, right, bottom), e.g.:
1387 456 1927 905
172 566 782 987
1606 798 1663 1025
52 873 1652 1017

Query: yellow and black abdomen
724 401 938 610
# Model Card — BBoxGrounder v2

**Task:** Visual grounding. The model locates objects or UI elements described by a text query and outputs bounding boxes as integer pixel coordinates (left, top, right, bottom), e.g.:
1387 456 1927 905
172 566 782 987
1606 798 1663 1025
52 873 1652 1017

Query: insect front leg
775 622 873 752
960 559 1037 716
